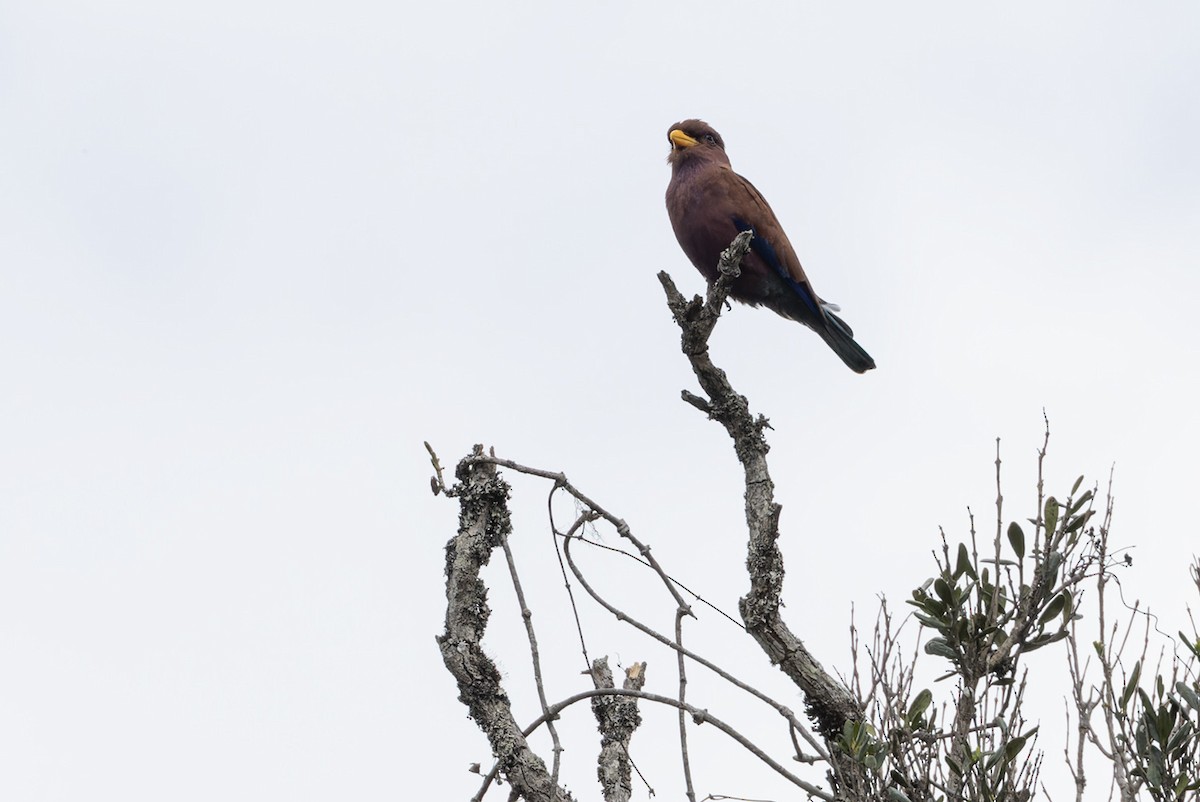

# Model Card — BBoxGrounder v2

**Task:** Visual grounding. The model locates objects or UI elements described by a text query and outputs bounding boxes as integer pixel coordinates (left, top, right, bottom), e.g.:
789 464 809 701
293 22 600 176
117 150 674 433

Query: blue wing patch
732 217 820 317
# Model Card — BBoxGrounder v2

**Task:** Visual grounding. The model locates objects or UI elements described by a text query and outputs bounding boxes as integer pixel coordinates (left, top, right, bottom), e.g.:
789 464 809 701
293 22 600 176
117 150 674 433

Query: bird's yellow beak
669 129 699 149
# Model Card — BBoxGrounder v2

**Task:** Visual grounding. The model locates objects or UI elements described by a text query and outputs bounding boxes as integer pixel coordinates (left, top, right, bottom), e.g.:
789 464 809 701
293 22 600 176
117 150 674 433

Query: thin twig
561 533 828 760
676 603 697 802
566 531 746 631
424 440 447 494
465 453 694 617
499 531 564 789
550 500 599 670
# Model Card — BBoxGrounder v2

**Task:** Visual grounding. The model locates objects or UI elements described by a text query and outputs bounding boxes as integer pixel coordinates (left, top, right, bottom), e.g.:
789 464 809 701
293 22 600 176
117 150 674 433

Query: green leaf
907 688 933 726
1179 632 1200 661
934 577 955 607
841 720 863 751
1039 592 1067 626
979 579 995 601
1071 474 1084 495
1157 706 1175 745
1007 522 1025 560
1122 661 1142 711
1176 682 1200 712
1064 510 1093 534
924 638 958 660
1024 630 1068 651
1004 735 1028 762
1138 687 1154 717
921 597 948 617
1068 489 1094 515
913 612 947 630
955 542 975 580
1044 497 1060 538
1166 718 1192 753
886 789 913 802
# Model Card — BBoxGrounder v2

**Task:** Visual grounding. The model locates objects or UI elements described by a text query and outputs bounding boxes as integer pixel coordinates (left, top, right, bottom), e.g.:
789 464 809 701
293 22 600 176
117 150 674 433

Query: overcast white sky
2 2 1198 799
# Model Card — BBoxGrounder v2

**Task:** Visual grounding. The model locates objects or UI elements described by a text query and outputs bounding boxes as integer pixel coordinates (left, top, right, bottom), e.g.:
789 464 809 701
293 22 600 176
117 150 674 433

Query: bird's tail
817 310 876 374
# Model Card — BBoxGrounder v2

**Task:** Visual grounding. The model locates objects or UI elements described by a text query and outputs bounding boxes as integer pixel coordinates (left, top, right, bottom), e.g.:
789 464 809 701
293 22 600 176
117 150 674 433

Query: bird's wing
726 171 824 319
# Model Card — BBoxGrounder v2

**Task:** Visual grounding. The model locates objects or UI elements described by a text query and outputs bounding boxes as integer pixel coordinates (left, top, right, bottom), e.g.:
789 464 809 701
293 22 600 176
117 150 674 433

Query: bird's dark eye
704 134 717 145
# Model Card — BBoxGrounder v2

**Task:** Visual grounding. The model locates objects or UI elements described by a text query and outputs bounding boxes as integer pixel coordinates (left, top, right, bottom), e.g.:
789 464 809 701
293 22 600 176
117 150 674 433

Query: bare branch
676 605 697 802
590 658 646 802
500 527 565 788
437 447 574 802
657 240 862 743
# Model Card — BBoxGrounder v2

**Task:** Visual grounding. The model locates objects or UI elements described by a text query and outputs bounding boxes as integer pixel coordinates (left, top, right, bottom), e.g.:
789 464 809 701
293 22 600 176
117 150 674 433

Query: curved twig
523 687 834 801
561 532 829 761
465 453 694 617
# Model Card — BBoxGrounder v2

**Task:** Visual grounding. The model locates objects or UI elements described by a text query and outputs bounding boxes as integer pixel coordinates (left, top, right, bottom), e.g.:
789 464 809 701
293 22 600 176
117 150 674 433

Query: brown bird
665 119 875 373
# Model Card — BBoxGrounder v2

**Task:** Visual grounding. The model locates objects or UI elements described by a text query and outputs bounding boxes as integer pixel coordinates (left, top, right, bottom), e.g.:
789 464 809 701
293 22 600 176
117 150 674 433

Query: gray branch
657 234 869 798
590 657 646 802
436 447 574 802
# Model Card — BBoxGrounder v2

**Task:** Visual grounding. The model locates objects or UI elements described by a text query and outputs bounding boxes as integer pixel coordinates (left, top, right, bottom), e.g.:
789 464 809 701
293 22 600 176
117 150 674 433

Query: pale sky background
2 2 1198 799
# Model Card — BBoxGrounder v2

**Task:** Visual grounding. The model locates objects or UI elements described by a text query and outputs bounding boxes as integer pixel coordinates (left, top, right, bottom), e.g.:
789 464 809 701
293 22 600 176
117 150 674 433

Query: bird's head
666 119 728 169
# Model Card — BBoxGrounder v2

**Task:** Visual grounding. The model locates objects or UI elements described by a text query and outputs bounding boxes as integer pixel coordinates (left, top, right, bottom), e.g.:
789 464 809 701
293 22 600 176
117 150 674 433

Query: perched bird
665 119 875 373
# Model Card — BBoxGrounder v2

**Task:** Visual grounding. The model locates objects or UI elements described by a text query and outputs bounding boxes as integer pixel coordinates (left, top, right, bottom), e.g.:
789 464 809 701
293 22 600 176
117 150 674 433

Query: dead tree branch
590 657 646 802
657 233 868 798
436 448 574 802
657 237 862 732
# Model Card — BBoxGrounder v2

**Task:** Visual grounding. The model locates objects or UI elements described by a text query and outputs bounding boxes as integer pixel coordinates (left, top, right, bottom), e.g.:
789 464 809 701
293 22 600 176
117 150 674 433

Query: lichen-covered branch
436 446 574 802
657 234 867 797
590 657 645 802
